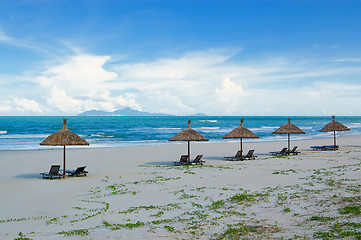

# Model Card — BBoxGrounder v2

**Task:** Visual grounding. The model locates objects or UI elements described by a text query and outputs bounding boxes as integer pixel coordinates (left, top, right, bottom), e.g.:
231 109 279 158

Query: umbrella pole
63 145 66 178
188 141 190 164
288 134 290 155
240 138 243 155
334 131 336 150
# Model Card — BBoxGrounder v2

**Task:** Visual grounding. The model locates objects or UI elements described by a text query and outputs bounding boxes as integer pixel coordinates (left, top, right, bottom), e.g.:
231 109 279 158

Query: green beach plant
59 229 89 236
283 207 291 213
339 205 361 215
14 232 32 240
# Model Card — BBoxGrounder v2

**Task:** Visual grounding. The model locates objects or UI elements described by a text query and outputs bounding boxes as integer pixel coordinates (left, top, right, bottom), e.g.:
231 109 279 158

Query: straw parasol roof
169 120 208 163
320 116 350 148
320 116 350 132
223 118 259 153
273 118 305 154
40 119 89 146
40 119 89 177
224 118 259 139
273 118 306 135
169 120 208 142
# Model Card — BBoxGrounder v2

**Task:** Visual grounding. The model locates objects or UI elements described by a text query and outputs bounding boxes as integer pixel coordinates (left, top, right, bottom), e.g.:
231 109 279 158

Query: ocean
0 116 360 151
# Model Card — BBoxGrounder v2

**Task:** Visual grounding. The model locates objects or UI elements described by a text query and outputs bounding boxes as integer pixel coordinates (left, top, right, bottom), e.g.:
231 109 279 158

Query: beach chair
66 166 88 177
191 155 205 165
286 146 300 155
311 145 325 151
224 150 242 161
174 155 189 166
311 145 339 151
270 147 287 156
242 150 257 160
40 165 62 179
326 145 339 151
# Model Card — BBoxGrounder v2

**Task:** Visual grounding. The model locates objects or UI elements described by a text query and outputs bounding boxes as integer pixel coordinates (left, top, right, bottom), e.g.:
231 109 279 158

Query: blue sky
1 0 361 116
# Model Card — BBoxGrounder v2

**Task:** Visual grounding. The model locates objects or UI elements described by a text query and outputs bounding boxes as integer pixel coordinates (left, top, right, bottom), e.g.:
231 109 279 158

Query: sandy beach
1 134 361 239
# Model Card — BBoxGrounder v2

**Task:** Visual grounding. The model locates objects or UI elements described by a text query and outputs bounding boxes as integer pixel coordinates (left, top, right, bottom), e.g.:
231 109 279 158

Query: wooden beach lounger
270 147 288 156
40 165 62 179
311 145 339 151
224 150 242 161
286 146 300 155
174 155 189 166
242 150 257 160
190 155 205 165
66 166 88 177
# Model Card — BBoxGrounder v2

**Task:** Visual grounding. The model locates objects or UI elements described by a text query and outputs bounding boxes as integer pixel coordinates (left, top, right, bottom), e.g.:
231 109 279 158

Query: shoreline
0 132 359 153
1 134 361 239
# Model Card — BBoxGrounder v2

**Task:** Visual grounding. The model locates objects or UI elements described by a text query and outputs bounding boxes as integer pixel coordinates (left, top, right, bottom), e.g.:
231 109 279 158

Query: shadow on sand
143 153 269 166
15 173 43 179
203 156 224 160
145 161 175 166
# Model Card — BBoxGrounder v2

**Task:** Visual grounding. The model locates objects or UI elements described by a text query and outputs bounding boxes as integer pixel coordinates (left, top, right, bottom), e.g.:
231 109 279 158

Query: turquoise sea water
0 116 360 151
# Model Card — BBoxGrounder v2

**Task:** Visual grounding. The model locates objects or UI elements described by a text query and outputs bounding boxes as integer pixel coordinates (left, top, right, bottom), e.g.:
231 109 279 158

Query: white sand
1 135 361 239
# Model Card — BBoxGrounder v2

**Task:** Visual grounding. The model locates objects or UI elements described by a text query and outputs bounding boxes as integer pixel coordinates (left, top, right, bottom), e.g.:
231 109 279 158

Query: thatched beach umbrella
169 120 209 164
320 116 350 148
40 119 89 178
223 118 259 154
273 118 305 154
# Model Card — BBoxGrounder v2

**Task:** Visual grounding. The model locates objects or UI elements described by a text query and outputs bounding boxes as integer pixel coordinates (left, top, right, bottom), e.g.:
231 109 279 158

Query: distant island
192 113 207 116
77 107 173 116
77 108 207 116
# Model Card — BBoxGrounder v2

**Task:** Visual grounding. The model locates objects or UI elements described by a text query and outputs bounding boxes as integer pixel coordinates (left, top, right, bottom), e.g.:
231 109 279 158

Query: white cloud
153 90 194 115
47 86 83 113
98 90 142 112
113 93 142 111
33 54 142 114
107 50 361 115
239 81 361 116
334 58 361 62
216 78 248 96
0 28 11 42
45 86 141 115
0 104 12 112
213 78 250 114
39 55 117 95
0 98 42 114
2 48 361 116
13 97 43 113
114 51 232 82
0 27 57 56
112 50 286 92
110 50 276 114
